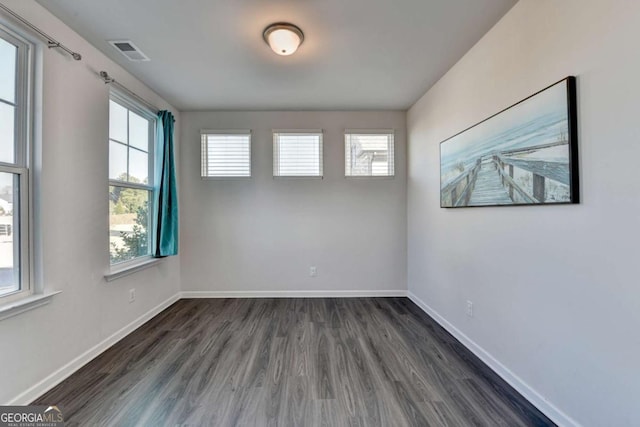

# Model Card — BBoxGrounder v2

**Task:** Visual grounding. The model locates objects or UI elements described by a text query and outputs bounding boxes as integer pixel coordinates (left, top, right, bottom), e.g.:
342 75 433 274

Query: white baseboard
7 292 181 406
181 290 408 298
407 291 580 427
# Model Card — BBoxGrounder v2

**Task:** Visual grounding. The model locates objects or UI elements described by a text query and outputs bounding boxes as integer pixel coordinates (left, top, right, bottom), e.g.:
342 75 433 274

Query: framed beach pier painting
440 77 579 208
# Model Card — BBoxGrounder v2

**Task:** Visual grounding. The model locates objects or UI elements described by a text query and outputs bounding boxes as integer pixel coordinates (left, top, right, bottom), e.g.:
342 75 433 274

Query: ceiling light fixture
263 23 304 56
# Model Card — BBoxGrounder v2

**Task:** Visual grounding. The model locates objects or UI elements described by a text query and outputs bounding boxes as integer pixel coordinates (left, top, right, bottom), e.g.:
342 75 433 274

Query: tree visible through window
108 97 155 265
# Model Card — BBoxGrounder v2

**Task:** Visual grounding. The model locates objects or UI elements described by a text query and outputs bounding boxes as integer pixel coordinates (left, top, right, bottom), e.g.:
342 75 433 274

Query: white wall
180 111 406 296
0 0 181 404
407 0 640 426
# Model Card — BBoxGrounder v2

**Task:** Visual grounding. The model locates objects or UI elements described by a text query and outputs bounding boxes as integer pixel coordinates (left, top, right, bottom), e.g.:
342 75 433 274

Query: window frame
272 129 324 178
108 90 157 270
0 24 34 304
200 129 252 179
344 129 395 178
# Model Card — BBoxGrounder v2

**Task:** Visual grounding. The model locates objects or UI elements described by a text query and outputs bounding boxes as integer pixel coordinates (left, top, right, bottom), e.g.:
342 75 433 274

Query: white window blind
345 130 395 177
273 131 323 177
201 131 251 177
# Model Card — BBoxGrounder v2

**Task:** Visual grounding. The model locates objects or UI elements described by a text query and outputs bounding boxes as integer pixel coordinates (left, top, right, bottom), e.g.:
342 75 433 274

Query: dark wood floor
35 298 554 426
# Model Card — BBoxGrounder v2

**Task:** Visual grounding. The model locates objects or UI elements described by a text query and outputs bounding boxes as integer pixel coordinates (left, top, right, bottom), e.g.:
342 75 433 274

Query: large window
273 130 323 177
345 130 395 177
201 130 251 177
108 94 155 266
0 27 32 302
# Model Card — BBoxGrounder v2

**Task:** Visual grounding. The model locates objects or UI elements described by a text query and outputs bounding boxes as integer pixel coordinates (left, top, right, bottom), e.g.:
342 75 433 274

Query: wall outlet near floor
129 288 136 303
309 266 317 277
466 300 473 317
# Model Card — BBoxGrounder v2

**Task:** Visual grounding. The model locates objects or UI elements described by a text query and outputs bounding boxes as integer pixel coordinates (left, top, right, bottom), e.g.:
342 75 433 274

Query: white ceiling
36 0 516 111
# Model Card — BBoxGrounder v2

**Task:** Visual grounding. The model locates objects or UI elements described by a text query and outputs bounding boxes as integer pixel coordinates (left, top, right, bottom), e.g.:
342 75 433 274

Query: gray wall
0 0 181 404
407 0 640 425
180 111 406 295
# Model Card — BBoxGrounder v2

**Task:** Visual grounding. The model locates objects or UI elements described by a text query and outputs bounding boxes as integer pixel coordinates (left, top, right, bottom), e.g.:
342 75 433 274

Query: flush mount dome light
263 23 304 56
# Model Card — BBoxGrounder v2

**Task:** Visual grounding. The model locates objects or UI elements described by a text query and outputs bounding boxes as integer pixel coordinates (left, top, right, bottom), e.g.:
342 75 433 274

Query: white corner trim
407 291 581 427
7 292 181 406
0 291 62 322
181 290 408 298
105 257 162 282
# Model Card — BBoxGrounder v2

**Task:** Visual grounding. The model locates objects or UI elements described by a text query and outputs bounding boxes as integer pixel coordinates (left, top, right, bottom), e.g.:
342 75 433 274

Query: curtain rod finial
99 71 114 84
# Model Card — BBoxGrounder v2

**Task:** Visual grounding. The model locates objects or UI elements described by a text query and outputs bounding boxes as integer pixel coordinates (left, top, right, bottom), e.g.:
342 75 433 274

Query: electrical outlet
466 300 473 317
309 266 317 277
129 288 136 303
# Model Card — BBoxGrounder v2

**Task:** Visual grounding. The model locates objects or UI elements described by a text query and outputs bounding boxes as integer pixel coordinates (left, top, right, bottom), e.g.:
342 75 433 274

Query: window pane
129 110 149 151
345 133 394 176
0 37 16 103
0 172 19 297
0 102 15 164
109 100 128 143
129 148 148 184
109 186 151 264
109 140 128 181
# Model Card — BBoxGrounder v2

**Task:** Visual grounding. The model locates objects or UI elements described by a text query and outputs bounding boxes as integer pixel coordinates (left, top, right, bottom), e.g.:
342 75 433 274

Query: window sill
201 176 252 180
345 175 395 179
105 257 162 282
273 176 324 179
0 291 62 322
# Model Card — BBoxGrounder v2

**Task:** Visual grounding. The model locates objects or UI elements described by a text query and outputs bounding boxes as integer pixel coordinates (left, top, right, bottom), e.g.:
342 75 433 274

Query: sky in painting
440 80 569 174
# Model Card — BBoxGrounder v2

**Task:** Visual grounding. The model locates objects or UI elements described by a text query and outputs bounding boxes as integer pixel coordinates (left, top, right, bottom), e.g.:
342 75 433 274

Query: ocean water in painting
440 80 573 207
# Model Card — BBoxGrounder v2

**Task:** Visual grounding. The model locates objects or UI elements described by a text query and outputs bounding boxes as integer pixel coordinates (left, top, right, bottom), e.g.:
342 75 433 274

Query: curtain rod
0 3 81 60
99 71 160 114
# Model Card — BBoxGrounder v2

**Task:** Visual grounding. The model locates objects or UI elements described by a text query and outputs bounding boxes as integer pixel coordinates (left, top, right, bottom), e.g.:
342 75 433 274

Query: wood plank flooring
34 298 554 426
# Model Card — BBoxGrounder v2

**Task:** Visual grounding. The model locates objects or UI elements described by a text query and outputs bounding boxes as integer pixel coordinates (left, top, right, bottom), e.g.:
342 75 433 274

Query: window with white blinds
345 130 395 177
201 131 251 177
273 131 323 177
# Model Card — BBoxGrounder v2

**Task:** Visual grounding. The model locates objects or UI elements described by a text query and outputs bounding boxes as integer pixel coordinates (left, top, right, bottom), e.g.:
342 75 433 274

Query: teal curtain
153 110 178 257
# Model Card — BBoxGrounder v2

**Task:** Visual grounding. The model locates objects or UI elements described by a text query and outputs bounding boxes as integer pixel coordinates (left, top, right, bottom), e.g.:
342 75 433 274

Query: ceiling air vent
108 40 150 62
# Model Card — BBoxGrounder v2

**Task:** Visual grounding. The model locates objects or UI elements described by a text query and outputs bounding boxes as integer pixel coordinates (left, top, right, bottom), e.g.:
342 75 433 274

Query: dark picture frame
440 77 579 208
